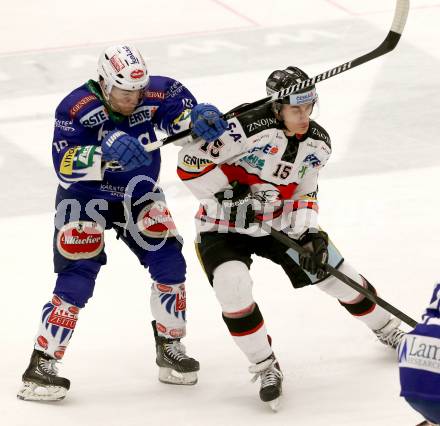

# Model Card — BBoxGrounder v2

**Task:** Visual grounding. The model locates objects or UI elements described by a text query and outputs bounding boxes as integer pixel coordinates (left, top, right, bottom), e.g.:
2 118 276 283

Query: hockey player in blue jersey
399 283 440 426
17 44 227 401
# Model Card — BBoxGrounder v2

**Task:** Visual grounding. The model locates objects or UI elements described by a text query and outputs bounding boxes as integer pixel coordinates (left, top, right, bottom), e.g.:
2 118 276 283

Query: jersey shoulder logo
243 117 277 138
309 121 331 148
69 94 98 119
239 104 278 138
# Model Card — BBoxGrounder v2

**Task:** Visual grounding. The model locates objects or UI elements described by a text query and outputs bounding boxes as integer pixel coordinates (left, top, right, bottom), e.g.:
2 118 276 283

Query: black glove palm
298 229 329 279
215 182 256 228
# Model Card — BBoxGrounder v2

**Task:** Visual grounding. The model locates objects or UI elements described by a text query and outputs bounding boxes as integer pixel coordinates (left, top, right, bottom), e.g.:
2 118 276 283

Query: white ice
1 1 440 425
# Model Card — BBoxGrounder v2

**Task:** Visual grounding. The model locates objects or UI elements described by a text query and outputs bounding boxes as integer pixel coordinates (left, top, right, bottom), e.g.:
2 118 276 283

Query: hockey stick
146 0 410 152
258 222 417 328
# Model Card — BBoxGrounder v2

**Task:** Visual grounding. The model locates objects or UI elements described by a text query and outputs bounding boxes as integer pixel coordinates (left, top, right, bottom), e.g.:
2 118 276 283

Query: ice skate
374 317 406 349
152 321 200 385
17 349 70 401
249 354 283 411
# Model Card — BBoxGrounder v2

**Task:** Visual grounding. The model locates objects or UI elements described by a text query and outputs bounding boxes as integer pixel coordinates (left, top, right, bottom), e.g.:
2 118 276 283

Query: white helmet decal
287 87 318 106
98 44 150 98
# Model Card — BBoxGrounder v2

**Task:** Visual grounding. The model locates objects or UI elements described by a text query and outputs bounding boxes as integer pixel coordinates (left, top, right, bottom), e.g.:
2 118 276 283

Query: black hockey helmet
266 66 318 106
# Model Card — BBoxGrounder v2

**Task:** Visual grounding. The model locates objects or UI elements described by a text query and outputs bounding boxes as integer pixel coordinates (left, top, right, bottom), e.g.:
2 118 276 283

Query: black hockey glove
215 182 256 228
298 229 329 279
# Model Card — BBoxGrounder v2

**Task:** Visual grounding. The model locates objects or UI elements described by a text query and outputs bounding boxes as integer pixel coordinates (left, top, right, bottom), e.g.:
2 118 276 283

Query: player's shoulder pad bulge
145 75 183 101
308 121 331 149
58 85 103 121
234 103 278 138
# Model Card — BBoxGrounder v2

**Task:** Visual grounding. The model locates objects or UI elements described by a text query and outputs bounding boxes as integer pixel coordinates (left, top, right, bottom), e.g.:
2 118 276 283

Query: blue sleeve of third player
399 283 440 401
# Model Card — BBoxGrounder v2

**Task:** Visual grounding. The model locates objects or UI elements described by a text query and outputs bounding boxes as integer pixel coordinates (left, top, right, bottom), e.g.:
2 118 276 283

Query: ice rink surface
1 1 440 424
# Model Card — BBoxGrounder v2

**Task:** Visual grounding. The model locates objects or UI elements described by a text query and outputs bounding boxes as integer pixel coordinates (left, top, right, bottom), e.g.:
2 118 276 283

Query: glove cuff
299 228 328 244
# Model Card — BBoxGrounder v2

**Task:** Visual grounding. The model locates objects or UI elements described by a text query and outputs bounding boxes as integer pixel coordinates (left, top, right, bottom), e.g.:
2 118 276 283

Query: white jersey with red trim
177 103 331 238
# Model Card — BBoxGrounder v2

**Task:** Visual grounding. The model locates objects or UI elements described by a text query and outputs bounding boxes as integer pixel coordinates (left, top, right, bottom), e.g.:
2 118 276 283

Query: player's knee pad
34 294 80 359
54 259 101 307
54 221 106 264
137 200 180 239
212 261 254 314
315 261 367 302
150 282 186 338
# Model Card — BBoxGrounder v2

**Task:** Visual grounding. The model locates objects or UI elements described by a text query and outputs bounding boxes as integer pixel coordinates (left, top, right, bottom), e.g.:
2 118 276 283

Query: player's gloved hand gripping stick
101 130 152 171
261 222 417 328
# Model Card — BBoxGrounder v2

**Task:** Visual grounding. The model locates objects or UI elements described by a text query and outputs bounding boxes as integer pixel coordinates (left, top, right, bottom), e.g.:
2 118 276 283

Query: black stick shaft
265 225 417 328
146 0 410 152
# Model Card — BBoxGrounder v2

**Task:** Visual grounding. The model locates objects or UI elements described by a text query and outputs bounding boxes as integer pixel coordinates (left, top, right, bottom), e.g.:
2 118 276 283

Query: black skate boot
17 349 70 401
374 317 406 349
249 353 283 411
152 321 200 385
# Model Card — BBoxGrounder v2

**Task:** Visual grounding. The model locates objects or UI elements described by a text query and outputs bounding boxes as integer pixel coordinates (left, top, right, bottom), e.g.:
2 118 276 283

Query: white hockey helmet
98 44 150 99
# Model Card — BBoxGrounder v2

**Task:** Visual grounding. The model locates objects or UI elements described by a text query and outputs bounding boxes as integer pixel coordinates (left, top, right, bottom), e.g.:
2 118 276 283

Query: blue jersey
52 77 196 201
399 283 440 402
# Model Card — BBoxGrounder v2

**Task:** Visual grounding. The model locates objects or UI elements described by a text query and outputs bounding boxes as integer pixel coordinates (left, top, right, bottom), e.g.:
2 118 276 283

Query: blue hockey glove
190 103 228 142
101 130 152 171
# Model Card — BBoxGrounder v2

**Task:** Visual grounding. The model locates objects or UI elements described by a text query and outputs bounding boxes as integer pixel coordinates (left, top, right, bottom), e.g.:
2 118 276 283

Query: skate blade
267 397 281 412
17 382 67 401
158 367 198 385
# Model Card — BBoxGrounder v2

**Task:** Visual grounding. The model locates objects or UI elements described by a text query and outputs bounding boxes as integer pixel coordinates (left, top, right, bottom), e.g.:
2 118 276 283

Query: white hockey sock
222 304 273 364
150 282 186 338
316 262 390 330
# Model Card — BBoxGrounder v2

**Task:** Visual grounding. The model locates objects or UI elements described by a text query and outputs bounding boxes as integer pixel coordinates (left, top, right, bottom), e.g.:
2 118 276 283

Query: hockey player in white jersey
178 66 405 409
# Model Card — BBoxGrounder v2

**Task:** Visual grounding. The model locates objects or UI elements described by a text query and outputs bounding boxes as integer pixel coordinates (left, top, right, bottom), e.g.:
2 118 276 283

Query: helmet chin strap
98 80 125 115
99 79 112 102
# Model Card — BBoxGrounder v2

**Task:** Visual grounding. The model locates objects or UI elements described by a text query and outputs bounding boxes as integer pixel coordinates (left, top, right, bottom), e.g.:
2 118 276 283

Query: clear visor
284 87 319 120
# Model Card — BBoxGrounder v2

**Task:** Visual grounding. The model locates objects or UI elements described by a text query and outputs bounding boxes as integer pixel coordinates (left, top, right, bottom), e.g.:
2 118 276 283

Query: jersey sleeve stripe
177 163 216 181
